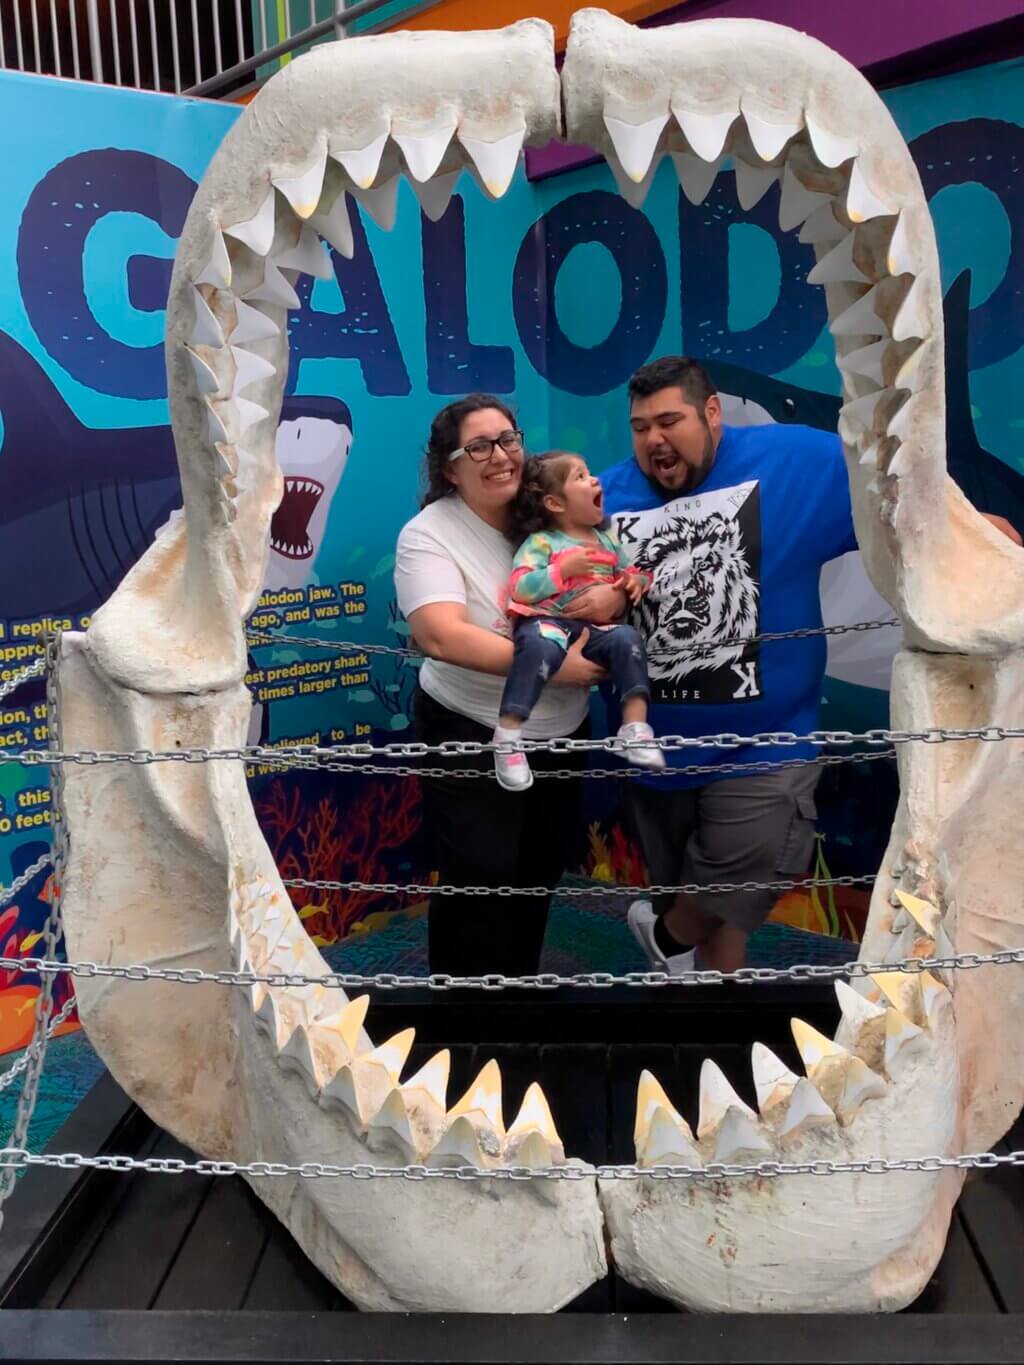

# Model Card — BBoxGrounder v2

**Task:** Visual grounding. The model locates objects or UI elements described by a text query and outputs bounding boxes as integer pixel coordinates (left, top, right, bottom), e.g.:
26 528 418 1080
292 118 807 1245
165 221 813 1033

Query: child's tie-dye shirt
506 528 649 620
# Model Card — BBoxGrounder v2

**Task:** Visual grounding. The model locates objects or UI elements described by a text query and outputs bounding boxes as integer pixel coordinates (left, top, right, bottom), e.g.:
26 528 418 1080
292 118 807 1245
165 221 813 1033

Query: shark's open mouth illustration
270 475 324 559
56 8 1024 1315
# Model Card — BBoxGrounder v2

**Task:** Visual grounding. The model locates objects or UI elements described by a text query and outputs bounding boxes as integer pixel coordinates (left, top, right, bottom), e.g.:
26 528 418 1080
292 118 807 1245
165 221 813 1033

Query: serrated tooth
230 299 279 345
331 130 389 189
671 152 723 206
310 191 354 258
635 1070 685 1147
808 232 869 286
606 150 658 209
884 1005 924 1069
351 177 400 232
458 124 526 198
887 211 915 276
840 390 885 437
275 224 332 280
430 1113 486 1167
858 440 882 468
847 158 896 223
798 201 846 246
194 230 231 289
603 112 669 182
192 288 226 347
511 1130 556 1169
215 441 239 478
834 979 887 1067
447 1058 504 1139
891 274 929 343
401 1049 450 1111
697 1058 756 1140
365 1087 416 1158
223 191 276 256
887 390 921 442
805 114 859 169
871 971 947 1030
779 1078 836 1140
411 170 461 223
838 339 888 385
205 397 229 445
393 115 456 183
507 1082 562 1149
733 158 779 211
741 107 802 162
235 396 269 434
231 346 276 396
239 951 266 1013
750 1042 799 1114
186 346 223 396
671 104 737 162
893 338 930 390
314 995 369 1055
894 890 941 938
714 1109 772 1162
792 1018 888 1123
255 991 288 1047
244 259 300 310
778 161 833 232
829 284 888 339
319 1063 363 1122
273 137 327 218
279 1024 320 1093
641 1106 702 1167
361 1028 415 1085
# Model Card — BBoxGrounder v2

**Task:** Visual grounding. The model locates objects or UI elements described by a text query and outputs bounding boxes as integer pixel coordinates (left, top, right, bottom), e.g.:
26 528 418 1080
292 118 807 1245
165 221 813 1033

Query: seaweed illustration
368 598 420 731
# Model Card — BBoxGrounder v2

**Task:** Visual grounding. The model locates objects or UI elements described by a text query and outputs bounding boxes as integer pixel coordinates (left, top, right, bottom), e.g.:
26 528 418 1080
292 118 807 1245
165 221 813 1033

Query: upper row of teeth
229 879 950 1170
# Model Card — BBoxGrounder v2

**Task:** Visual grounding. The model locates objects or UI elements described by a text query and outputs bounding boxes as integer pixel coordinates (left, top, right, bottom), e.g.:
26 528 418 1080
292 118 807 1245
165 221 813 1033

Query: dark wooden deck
2 985 1023 1363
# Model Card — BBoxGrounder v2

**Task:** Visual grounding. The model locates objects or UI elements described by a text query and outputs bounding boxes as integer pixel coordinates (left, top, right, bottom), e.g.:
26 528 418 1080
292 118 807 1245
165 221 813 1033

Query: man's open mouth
270 475 324 558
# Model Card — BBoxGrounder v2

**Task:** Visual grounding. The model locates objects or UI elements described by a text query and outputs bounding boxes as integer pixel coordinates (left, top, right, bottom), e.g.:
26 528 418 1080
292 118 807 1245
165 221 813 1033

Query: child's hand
558 545 603 579
622 575 646 606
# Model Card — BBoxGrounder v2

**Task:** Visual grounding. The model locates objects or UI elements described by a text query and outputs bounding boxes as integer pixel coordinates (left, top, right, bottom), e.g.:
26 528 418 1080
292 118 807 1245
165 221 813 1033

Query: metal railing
0 0 431 98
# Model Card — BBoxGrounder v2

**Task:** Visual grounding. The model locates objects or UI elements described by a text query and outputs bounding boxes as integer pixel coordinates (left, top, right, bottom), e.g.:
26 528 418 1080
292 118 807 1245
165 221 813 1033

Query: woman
394 394 622 976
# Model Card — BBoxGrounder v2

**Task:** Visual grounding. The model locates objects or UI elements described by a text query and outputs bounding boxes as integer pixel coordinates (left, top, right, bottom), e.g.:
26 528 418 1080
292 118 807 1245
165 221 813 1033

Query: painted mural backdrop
1 57 1023 1051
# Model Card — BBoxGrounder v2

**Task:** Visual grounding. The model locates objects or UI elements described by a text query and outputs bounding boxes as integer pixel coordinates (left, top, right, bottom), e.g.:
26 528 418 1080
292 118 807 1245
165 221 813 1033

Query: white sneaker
494 742 533 792
627 900 696 976
617 721 666 770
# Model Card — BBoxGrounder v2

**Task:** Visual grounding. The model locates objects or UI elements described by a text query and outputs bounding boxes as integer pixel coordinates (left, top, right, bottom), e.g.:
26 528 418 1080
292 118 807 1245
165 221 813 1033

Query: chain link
2 946 1022 993
0 1144 1019 1184
283 872 875 899
0 656 46 704
0 852 51 910
0 994 77 1095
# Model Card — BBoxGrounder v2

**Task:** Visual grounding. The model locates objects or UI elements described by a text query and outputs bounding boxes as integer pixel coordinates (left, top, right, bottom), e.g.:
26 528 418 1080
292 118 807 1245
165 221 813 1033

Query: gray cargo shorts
622 764 821 933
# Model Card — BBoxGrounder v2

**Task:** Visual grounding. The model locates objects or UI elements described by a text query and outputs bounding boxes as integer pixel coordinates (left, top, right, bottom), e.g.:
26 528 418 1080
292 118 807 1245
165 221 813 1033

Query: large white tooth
310 192 355 258
231 299 279 345
235 396 269 434
603 112 669 183
887 212 915 276
858 440 882 468
351 177 400 232
642 1106 702 1166
829 284 888 338
697 1058 757 1140
884 1006 924 1069
798 201 846 246
331 130 389 189
393 115 457 183
634 1070 688 1147
779 1078 836 1140
223 191 276 257
239 951 265 1013
215 439 238 477
313 994 370 1056
805 114 859 169
457 125 526 198
807 232 869 286
871 971 948 1030
244 260 300 310
846 158 896 223
366 1088 418 1159
231 346 276 395
194 231 232 290
841 390 885 436
891 275 930 343
279 1024 320 1094
894 890 941 938
887 390 921 442
893 339 930 390
778 162 833 232
206 398 229 445
192 288 226 347
319 1063 363 1122
606 151 659 209
186 346 223 396
275 224 332 280
411 170 461 223
791 1019 888 1123
838 339 888 385
430 1114 486 1167
447 1059 504 1140
835 978 887 1066
741 107 802 162
506 1082 565 1162
733 158 779 211
273 137 328 218
714 1109 772 1162
671 152 723 206
750 1042 799 1114
361 1028 415 1085
671 103 737 162
510 1131 558 1170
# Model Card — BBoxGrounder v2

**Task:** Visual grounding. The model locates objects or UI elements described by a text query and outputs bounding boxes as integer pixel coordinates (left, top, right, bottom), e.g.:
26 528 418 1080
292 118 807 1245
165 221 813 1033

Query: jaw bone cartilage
57 8 1024 1315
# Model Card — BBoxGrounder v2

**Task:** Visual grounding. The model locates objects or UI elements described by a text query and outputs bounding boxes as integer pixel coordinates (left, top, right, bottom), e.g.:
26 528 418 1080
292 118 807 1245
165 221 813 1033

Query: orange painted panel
389 0 675 46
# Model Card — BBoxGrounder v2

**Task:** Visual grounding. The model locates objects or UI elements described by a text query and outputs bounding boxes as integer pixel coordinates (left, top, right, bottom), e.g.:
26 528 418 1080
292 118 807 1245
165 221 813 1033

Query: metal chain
0 994 77 1095
0 1144 1020 1184
0 638 66 1230
0 726 1017 770
2 946 1022 993
0 852 52 909
283 872 875 899
0 656 46 704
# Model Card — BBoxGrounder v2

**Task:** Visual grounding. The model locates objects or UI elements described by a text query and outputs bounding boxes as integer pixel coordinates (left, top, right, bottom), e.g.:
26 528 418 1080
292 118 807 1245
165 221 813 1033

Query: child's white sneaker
493 740 534 792
617 721 665 770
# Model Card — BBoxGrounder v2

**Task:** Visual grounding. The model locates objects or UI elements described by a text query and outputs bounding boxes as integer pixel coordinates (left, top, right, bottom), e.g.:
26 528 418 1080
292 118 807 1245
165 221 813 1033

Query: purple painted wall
526 0 1024 179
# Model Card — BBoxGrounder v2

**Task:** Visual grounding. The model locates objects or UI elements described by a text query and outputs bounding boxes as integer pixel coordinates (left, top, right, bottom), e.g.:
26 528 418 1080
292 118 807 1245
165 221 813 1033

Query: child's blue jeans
500 617 650 721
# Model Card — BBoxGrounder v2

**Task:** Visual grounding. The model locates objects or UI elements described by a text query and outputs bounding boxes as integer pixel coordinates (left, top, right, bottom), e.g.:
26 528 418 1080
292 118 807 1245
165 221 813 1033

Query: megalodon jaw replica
56 7 1024 1314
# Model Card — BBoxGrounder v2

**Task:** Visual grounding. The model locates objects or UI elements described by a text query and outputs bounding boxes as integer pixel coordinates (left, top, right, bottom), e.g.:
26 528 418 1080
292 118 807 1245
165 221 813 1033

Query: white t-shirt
394 495 589 738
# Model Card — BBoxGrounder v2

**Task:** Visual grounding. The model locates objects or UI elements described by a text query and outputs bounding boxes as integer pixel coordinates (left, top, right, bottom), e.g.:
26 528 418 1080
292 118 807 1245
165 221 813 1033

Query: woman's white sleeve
394 524 467 617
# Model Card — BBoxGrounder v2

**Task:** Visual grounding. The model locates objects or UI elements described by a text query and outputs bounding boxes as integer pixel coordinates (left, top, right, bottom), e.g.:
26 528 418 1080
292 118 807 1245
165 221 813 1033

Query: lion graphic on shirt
634 510 759 683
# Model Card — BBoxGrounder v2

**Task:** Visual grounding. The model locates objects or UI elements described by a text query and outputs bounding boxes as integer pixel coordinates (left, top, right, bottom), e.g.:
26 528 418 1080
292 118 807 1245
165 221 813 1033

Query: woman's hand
561 583 628 624
552 629 606 687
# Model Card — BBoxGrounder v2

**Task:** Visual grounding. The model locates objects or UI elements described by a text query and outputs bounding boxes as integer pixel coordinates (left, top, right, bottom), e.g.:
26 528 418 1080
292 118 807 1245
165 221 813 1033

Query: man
584 355 1019 975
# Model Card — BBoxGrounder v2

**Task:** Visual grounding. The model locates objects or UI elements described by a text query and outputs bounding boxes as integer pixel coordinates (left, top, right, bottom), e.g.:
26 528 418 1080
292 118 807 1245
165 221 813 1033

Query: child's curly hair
507 451 577 542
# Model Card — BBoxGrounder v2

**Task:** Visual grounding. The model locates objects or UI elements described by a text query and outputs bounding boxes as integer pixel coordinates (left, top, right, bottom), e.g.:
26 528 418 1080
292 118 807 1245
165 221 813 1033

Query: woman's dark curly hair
506 451 577 542
421 393 518 507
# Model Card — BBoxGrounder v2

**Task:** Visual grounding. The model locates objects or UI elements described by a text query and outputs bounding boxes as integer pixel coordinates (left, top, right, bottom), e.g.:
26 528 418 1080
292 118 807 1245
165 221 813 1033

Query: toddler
494 452 664 791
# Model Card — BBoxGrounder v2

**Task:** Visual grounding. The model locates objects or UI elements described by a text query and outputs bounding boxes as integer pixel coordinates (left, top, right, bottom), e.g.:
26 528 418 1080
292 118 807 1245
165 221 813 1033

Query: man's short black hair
628 356 717 410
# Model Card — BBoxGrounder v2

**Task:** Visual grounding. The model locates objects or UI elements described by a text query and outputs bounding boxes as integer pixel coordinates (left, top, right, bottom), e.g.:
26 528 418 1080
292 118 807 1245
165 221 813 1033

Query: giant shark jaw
57 8 1024 1315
